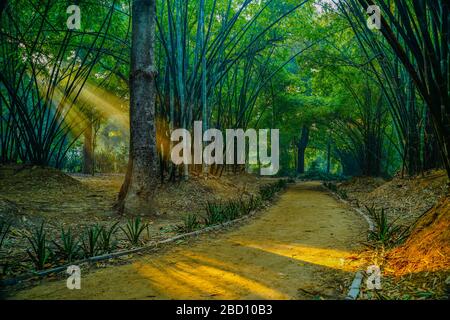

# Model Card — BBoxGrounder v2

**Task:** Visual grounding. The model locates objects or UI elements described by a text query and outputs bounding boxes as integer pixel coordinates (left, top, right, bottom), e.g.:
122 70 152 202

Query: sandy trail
12 182 368 300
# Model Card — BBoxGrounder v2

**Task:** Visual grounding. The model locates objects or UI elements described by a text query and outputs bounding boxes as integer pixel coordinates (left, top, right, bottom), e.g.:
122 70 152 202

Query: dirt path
12 182 368 300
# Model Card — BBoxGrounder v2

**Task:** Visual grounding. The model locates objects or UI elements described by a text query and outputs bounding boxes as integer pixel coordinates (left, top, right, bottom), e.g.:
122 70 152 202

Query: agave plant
121 217 148 246
239 195 261 215
224 200 240 220
81 225 103 257
53 227 80 262
26 222 51 270
100 222 119 253
177 214 201 233
366 205 409 247
204 201 226 226
259 184 277 201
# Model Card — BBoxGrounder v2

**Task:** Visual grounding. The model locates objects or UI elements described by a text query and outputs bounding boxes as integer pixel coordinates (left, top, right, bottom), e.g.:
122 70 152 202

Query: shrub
121 217 148 246
26 222 51 270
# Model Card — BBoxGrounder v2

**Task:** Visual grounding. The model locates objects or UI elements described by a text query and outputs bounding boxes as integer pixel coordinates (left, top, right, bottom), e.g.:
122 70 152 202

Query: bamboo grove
0 0 449 180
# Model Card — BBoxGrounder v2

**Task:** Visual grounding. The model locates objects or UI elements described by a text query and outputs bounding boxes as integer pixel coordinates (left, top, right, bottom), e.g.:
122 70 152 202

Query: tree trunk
116 0 158 215
296 126 309 174
82 120 94 175
423 112 441 171
326 137 331 174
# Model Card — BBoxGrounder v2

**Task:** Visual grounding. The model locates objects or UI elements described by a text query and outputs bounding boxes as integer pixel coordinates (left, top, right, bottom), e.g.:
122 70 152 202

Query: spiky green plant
204 201 226 226
121 217 148 246
338 190 348 199
177 214 201 233
81 225 103 257
52 227 80 262
259 183 278 201
26 222 51 270
240 195 262 214
100 222 119 253
366 205 409 247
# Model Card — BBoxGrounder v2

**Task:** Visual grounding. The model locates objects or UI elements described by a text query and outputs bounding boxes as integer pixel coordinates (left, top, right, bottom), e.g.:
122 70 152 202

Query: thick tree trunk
117 0 158 215
82 121 94 175
296 126 309 174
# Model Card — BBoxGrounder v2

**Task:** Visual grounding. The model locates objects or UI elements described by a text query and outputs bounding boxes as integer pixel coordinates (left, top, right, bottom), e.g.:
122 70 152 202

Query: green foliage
240 195 262 215
300 171 346 181
366 205 408 247
81 225 103 258
26 222 51 270
121 217 148 246
53 227 80 262
177 214 201 233
323 182 348 199
203 194 264 227
204 201 229 226
99 222 120 254
338 189 348 200
324 182 338 192
287 177 296 183
259 179 287 201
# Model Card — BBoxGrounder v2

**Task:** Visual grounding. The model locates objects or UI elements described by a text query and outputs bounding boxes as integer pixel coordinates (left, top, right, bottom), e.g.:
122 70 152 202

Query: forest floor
9 182 367 300
0 164 271 277
2 165 448 299
334 171 450 300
